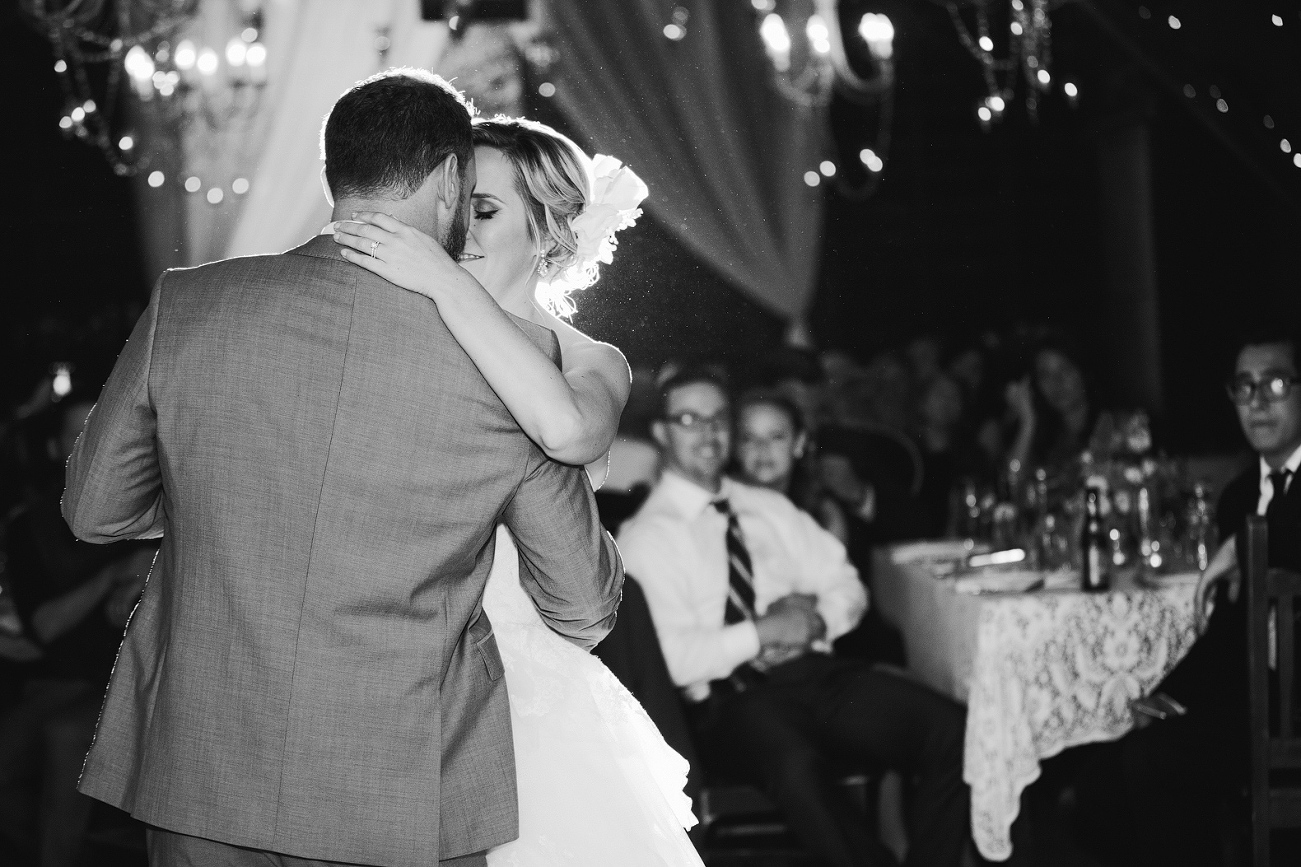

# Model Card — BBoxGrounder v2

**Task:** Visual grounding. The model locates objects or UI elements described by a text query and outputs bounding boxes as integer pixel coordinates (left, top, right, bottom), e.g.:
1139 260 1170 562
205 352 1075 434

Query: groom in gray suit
62 69 623 867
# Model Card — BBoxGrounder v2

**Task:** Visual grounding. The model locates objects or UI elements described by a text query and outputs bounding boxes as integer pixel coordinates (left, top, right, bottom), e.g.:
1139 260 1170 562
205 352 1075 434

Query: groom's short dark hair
322 68 475 201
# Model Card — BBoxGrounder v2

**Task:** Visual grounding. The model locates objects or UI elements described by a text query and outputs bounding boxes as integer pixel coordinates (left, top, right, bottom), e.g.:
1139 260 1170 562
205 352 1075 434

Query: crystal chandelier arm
815 0 894 103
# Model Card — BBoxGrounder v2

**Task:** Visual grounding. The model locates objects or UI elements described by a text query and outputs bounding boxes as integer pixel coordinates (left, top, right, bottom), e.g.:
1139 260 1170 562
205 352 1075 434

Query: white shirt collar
1259 441 1301 484
658 469 731 519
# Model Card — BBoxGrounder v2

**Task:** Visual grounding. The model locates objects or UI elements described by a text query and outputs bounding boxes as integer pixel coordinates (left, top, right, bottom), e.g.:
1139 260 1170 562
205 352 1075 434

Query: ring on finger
369 239 380 258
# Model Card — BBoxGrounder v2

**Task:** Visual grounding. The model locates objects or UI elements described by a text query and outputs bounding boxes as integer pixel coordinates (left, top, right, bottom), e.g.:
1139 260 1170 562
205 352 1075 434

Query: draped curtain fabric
547 0 830 321
225 0 449 260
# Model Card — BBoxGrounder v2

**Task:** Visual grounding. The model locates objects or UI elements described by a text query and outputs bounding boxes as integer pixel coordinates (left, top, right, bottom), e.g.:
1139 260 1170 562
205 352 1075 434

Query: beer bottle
1081 486 1110 592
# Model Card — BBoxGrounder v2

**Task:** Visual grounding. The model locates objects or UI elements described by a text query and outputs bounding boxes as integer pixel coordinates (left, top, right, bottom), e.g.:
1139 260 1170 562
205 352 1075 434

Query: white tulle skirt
483 528 703 867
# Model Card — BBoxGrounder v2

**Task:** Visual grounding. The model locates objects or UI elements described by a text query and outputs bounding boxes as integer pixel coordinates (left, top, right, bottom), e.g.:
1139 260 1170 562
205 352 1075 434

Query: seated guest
817 351 929 546
733 388 849 544
913 374 986 537
1003 338 1102 476
0 398 154 867
618 366 969 867
734 388 905 667
1103 326 1301 867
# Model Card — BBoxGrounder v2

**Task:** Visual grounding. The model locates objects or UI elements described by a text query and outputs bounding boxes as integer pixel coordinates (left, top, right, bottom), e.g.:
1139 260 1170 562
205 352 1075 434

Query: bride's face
460 146 539 304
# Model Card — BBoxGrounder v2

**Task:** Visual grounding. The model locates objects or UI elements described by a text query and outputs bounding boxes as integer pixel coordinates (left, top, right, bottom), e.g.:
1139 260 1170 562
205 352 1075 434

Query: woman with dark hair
332 118 702 865
1005 339 1101 474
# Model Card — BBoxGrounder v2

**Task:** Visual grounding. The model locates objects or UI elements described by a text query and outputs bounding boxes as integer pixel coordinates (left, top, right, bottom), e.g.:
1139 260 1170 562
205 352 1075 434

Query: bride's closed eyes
472 192 502 221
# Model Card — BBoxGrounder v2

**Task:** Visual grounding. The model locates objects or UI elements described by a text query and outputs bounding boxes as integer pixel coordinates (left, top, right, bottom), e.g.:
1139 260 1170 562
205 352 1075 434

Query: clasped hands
754 593 825 667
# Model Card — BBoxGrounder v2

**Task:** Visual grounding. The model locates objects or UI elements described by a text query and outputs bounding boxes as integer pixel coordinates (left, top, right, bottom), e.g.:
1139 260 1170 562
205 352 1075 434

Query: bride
332 118 703 866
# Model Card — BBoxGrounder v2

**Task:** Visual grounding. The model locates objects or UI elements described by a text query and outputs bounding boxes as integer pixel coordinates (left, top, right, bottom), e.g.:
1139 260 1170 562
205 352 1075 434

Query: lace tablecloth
873 547 1199 861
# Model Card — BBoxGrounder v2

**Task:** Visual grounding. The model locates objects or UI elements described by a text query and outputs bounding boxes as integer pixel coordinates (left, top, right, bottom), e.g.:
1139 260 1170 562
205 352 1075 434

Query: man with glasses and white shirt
618 365 969 867
1110 326 1301 867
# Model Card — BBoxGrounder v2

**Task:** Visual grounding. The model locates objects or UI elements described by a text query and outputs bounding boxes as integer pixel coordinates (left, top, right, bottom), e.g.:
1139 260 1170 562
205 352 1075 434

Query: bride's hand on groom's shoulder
333 211 473 305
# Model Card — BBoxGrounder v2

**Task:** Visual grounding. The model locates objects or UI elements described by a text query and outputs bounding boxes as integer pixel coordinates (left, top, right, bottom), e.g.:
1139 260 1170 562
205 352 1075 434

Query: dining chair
1245 515 1301 867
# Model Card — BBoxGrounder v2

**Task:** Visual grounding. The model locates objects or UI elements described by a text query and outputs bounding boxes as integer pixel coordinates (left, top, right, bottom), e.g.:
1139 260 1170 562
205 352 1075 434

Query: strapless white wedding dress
483 526 704 866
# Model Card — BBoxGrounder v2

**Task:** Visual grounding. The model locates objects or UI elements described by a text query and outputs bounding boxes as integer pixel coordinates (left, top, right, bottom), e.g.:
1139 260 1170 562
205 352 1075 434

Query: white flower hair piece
540 154 648 318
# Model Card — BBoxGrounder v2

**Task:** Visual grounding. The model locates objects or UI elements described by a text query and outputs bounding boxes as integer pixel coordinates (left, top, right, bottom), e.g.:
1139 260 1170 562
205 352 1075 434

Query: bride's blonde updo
472 117 591 314
471 117 647 317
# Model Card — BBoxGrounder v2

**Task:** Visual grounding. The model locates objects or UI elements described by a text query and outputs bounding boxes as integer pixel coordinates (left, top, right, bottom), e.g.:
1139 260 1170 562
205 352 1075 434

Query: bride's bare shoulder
534 306 630 386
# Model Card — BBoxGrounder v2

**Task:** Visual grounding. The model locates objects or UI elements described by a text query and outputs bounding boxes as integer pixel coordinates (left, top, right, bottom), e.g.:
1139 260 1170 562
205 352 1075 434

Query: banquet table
872 541 1201 861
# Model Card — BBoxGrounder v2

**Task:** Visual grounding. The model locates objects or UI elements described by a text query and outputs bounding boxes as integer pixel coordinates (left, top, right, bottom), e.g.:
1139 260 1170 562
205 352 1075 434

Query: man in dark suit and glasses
1109 325 1301 867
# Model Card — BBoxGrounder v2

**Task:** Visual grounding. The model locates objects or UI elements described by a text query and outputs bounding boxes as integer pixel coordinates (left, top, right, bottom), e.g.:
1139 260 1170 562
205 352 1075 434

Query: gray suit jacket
63 236 623 866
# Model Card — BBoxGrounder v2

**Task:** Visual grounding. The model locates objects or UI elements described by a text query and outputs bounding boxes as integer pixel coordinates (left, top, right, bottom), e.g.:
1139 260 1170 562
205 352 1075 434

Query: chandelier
945 0 1075 127
749 0 895 109
743 0 896 195
22 0 268 176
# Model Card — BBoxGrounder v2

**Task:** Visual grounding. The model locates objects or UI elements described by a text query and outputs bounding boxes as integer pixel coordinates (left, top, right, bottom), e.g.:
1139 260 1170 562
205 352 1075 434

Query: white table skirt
873 544 1199 861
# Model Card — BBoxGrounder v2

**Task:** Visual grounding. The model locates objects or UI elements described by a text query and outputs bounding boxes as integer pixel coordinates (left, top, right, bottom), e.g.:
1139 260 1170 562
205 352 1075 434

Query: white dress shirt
617 471 867 701
1256 442 1301 515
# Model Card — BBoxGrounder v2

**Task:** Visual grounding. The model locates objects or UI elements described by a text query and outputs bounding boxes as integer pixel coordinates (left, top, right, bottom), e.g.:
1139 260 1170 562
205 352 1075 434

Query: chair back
1244 514 1301 867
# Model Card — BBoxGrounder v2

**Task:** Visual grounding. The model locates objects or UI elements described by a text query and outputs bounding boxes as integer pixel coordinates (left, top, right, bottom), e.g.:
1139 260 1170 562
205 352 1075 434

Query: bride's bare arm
334 214 630 468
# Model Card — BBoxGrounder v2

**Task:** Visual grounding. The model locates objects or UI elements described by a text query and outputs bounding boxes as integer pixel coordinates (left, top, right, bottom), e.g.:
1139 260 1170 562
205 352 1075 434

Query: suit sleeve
501 324 623 650
62 278 165 543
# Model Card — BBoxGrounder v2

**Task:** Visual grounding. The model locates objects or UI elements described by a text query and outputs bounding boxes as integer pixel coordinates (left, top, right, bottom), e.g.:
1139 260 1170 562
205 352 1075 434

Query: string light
947 1 1057 125
819 160 837 177
538 82 556 97
1133 6 1299 184
206 187 224 204
232 177 250 194
148 171 165 187
803 171 820 187
184 176 201 193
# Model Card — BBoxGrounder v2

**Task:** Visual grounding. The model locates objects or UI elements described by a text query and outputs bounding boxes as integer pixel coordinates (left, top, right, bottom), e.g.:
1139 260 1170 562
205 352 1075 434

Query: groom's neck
331 196 431 232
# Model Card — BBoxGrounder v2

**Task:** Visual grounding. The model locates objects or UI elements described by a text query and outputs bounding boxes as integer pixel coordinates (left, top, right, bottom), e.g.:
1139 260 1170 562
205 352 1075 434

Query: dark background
7 0 1300 454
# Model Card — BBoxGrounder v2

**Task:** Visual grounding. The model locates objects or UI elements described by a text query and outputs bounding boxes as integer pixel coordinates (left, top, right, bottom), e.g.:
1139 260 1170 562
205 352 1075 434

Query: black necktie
713 499 756 625
1267 469 1292 524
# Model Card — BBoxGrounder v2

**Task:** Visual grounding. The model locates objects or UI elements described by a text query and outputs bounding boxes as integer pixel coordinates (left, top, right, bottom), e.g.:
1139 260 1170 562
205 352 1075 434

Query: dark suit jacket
1158 461 1301 726
63 236 623 866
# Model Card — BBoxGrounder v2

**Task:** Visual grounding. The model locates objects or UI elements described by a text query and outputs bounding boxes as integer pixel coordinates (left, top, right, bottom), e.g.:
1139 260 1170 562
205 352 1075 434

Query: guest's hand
332 212 479 307
767 593 826 641
757 643 807 667
1130 692 1187 730
755 602 822 651
1195 536 1239 634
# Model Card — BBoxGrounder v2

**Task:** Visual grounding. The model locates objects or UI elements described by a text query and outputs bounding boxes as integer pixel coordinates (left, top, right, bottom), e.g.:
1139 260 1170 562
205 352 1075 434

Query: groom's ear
433 155 462 208
319 165 334 207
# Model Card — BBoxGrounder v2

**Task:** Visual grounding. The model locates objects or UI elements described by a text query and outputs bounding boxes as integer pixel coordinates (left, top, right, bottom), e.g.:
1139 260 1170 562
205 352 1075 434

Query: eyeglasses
665 411 731 431
1225 373 1301 405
